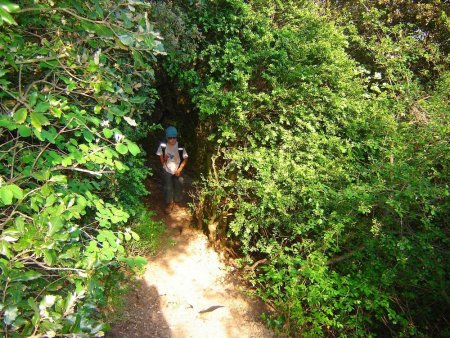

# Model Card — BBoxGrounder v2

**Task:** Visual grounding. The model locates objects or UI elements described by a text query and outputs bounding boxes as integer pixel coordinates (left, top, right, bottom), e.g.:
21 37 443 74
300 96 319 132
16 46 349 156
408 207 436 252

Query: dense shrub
163 0 449 336
0 1 162 335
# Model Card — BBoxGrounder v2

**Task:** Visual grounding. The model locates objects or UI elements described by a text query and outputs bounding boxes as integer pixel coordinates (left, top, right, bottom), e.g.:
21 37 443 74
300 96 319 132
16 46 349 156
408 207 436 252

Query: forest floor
107 170 274 338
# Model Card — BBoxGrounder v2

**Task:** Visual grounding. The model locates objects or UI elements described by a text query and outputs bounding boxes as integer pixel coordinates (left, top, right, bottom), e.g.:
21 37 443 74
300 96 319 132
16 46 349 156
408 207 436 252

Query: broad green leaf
30 111 49 132
115 160 125 171
0 240 11 258
61 156 72 166
0 7 17 26
2 235 17 242
32 170 48 181
49 175 67 184
42 128 57 143
14 216 25 232
64 293 77 316
28 91 38 107
90 116 101 127
34 102 50 113
143 35 155 49
127 142 140 156
103 128 113 138
8 184 23 199
13 108 27 124
0 186 13 205
82 21 113 37
129 96 147 104
83 130 94 142
0 1 20 12
28 298 40 326
0 116 17 129
131 231 140 241
130 256 147 268
118 34 134 46
33 128 45 141
28 298 38 312
51 107 62 118
21 154 34 164
4 306 18 325
10 269 42 281
43 250 55 265
153 41 166 55
123 116 137 126
39 295 56 309
94 1 104 18
115 143 128 154
39 60 58 70
109 105 126 116
47 216 64 236
100 246 114 260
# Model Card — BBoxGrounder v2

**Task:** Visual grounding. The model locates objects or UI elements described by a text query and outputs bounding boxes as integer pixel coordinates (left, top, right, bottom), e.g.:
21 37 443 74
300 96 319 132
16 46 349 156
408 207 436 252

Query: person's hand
174 168 182 177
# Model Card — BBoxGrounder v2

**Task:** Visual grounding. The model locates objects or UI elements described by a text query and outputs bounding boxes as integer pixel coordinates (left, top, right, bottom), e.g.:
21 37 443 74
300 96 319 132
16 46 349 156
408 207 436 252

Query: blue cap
165 126 177 138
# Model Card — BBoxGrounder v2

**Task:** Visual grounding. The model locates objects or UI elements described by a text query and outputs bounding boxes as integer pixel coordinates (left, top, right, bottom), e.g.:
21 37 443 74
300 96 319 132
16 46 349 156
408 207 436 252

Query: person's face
167 137 177 145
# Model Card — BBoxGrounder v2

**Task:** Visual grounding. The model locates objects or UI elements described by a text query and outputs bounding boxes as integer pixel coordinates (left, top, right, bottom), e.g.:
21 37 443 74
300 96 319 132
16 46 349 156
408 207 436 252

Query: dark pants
163 170 184 205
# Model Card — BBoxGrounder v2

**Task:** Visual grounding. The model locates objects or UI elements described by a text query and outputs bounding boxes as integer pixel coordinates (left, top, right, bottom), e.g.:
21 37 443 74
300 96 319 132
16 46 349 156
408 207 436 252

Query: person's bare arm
175 158 188 176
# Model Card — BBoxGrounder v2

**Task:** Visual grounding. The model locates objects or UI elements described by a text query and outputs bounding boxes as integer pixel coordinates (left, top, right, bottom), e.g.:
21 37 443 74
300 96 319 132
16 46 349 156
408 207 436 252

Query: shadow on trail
106 282 171 338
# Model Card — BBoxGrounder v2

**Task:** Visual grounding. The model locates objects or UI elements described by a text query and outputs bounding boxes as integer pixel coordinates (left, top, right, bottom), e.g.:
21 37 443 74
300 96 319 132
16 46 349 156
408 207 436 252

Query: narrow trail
108 172 274 338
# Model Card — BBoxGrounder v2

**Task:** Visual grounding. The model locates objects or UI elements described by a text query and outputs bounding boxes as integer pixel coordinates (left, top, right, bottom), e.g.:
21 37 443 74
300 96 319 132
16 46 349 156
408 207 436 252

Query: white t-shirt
156 142 188 175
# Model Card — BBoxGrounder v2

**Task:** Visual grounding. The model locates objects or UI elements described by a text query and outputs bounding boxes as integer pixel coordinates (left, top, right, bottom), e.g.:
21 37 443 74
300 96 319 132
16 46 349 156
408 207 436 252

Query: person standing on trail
156 126 188 213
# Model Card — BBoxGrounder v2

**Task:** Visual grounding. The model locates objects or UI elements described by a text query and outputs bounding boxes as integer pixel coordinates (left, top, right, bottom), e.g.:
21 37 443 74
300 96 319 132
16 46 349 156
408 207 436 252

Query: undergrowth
126 207 166 258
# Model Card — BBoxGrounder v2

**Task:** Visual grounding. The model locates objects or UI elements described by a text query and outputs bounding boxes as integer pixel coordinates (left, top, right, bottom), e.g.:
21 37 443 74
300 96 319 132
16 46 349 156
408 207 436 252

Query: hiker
156 126 188 213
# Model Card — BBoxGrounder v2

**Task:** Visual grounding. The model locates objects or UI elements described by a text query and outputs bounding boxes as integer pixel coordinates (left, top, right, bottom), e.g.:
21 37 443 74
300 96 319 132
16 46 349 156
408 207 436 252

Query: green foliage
124 207 165 258
0 0 162 336
165 0 449 336
0 0 19 26
115 155 150 216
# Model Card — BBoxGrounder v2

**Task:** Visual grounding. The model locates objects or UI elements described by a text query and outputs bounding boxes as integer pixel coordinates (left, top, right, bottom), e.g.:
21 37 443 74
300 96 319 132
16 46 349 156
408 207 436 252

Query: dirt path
107 176 274 338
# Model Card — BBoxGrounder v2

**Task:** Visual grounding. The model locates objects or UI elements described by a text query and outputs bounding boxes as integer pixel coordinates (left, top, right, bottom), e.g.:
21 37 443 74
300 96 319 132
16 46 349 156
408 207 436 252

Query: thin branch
34 276 65 301
0 136 19 151
243 258 268 272
9 137 20 180
14 54 68 65
19 64 23 98
0 85 32 111
2 279 9 304
18 7 135 35
23 257 86 272
51 165 115 176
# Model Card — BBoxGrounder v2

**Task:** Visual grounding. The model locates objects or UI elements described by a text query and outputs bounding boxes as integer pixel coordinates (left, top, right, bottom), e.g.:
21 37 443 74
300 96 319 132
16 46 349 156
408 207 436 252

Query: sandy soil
107 175 274 338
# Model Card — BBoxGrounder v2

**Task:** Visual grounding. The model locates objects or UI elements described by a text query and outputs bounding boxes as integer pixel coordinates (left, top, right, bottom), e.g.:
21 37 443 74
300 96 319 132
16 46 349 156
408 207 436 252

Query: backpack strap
160 142 167 157
178 144 185 167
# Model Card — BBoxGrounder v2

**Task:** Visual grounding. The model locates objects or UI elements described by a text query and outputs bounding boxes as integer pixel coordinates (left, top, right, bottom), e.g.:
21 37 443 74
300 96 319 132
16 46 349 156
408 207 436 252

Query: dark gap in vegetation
142 62 202 179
